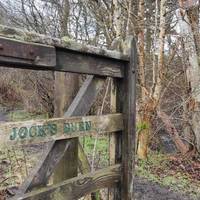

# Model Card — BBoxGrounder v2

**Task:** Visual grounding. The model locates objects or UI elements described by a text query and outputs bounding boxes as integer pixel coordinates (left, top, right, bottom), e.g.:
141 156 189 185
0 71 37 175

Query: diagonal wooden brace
15 75 105 196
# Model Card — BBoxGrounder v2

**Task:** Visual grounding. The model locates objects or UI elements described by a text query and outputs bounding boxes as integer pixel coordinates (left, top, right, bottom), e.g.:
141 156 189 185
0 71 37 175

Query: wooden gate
0 25 136 200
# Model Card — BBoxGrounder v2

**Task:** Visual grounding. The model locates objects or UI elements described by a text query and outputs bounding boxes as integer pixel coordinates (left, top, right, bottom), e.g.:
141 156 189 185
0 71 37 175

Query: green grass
80 136 109 168
81 137 200 199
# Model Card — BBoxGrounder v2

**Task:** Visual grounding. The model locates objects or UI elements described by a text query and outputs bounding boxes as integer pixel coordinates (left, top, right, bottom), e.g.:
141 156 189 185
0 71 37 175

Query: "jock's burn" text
9 121 92 141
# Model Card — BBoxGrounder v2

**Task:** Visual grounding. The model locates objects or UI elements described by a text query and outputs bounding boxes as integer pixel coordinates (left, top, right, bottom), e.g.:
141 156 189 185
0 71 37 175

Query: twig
21 148 28 177
91 78 111 172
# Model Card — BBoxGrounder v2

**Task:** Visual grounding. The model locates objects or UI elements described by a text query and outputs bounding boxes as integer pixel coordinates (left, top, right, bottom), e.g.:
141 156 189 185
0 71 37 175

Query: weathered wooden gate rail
0 114 123 147
0 25 136 200
14 165 121 200
0 25 128 78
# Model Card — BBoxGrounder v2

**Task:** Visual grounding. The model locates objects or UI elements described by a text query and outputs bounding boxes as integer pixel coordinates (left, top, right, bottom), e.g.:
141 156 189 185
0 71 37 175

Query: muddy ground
0 177 195 200
1 171 198 200
2 176 196 200
134 177 197 200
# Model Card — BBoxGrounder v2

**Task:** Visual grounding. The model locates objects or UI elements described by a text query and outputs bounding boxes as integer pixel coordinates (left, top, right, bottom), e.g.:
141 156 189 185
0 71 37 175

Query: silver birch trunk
178 8 200 152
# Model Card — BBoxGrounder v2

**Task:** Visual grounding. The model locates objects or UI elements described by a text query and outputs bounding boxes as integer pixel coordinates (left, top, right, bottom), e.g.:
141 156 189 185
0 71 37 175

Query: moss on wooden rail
0 36 125 77
0 25 129 61
0 114 123 147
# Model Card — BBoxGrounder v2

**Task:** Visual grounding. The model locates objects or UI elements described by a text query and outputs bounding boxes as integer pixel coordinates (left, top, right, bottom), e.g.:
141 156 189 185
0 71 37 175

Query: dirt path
134 177 197 200
2 176 198 199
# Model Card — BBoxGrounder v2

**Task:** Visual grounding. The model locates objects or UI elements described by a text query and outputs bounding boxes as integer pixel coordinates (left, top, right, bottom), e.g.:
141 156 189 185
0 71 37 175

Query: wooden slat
64 75 105 117
109 78 119 200
0 114 123 147
16 140 72 192
0 37 56 67
56 49 125 77
0 37 126 78
65 75 105 200
10 165 121 200
0 25 129 61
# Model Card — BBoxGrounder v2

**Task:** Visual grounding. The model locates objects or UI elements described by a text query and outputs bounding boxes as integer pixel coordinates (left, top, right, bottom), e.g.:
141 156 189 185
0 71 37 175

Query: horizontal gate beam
0 114 123 147
0 37 124 77
0 25 129 78
0 25 128 61
10 165 121 200
56 48 125 77
0 37 56 67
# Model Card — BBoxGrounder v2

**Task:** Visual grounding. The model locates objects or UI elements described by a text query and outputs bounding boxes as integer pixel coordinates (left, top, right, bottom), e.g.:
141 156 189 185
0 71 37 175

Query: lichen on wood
0 24 129 61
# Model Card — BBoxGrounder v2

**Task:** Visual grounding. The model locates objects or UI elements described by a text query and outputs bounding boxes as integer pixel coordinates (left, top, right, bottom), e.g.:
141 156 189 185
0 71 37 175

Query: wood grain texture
109 78 118 200
121 37 137 200
65 75 105 200
0 37 56 68
0 25 129 61
15 140 72 195
10 165 121 200
52 138 78 185
52 71 80 188
0 36 125 77
64 75 105 117
56 49 125 77
0 114 123 147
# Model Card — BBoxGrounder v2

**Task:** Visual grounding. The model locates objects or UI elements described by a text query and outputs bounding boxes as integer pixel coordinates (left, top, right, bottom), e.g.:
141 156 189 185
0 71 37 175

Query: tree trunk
137 0 150 159
137 0 167 159
178 1 200 153
137 100 155 159
153 0 166 101
157 111 189 154
113 0 122 38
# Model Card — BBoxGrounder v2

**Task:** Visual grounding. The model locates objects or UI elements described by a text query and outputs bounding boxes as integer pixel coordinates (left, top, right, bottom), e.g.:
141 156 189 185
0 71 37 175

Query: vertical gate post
121 37 137 200
53 73 79 184
109 78 119 200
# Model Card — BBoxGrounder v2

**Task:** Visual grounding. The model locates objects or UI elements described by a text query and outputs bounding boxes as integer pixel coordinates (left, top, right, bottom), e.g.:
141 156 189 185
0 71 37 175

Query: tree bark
157 111 189 154
136 0 150 159
153 0 166 101
178 0 200 153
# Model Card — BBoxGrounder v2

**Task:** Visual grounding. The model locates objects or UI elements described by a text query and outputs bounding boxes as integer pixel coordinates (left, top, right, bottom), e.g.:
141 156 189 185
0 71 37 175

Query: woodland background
0 0 200 199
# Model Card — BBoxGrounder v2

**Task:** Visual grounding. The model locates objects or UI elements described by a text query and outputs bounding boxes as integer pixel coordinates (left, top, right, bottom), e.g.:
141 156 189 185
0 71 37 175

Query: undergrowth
136 152 200 199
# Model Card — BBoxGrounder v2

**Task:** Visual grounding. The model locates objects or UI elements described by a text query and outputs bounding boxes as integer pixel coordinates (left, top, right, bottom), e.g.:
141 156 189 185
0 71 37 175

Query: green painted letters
18 127 28 139
29 126 37 137
49 124 57 135
10 127 17 140
64 121 92 134
9 120 92 142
